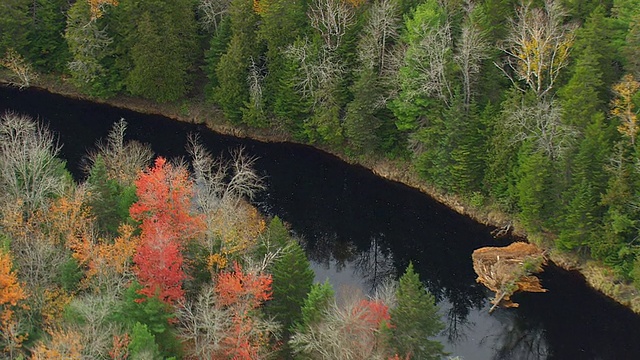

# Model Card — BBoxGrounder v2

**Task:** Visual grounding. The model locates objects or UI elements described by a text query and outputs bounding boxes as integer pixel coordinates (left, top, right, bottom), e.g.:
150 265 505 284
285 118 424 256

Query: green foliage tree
572 5 624 100
86 155 137 235
257 0 309 117
126 0 197 102
515 144 556 233
129 322 161 360
297 280 334 330
556 114 614 250
214 0 261 124
116 282 182 358
204 16 232 96
388 262 444 360
0 0 30 57
264 218 314 334
26 0 70 72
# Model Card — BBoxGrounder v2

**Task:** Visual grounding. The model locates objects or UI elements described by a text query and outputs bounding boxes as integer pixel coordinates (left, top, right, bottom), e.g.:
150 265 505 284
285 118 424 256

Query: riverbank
3 73 639 314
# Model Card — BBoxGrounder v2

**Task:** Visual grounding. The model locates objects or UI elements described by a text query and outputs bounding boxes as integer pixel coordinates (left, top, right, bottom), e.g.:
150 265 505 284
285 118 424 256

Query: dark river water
2 86 640 359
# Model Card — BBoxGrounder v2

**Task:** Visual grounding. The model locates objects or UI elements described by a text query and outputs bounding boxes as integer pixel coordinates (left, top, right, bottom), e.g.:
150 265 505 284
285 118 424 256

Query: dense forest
1 0 640 356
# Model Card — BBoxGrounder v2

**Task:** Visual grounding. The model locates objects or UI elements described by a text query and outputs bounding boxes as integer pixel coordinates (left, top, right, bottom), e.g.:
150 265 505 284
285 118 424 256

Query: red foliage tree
131 157 203 305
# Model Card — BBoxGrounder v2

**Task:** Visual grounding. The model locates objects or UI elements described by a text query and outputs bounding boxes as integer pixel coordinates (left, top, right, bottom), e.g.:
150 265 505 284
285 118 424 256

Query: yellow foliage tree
88 0 119 20
205 202 266 273
612 74 640 145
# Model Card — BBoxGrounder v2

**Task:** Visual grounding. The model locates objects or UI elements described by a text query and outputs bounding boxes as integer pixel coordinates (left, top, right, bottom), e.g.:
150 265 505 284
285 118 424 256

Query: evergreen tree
214 0 260 124
257 0 309 118
86 156 137 235
126 0 197 102
558 45 606 130
0 0 30 57
297 280 334 330
265 232 314 333
516 144 556 233
388 262 444 360
572 5 625 96
204 16 232 96
25 0 70 72
344 66 383 155
557 114 613 250
129 322 161 360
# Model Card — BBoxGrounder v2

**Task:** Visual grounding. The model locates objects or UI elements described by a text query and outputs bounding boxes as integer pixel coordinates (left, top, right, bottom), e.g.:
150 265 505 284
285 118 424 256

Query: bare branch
198 0 232 33
84 118 154 186
309 0 356 51
453 0 489 108
0 112 64 213
505 98 578 160
496 0 576 97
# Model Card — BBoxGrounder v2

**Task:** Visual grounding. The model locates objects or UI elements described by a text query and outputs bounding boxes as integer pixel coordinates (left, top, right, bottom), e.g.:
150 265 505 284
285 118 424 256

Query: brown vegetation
472 242 547 312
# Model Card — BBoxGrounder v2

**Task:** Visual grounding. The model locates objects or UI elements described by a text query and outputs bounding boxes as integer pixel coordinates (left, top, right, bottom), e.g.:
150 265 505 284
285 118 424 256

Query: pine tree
0 0 30 57
126 0 197 102
214 0 261 124
557 114 613 250
558 45 605 130
264 218 314 334
26 0 70 72
515 144 556 233
389 262 444 360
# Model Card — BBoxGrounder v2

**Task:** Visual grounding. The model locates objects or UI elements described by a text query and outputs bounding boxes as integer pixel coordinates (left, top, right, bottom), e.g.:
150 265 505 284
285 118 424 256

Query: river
2 85 640 359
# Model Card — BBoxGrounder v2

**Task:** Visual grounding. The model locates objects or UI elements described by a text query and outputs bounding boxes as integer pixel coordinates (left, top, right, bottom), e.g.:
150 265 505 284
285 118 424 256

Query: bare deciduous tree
285 39 346 105
403 18 454 106
84 118 153 186
309 0 356 51
358 0 401 75
198 0 232 33
454 0 489 108
497 0 576 98
289 286 395 360
65 293 124 359
187 134 264 211
247 56 265 113
505 99 577 160
65 9 114 86
0 112 65 213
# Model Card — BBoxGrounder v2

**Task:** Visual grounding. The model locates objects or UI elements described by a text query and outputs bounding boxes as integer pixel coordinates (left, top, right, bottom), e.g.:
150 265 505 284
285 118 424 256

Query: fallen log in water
472 242 547 313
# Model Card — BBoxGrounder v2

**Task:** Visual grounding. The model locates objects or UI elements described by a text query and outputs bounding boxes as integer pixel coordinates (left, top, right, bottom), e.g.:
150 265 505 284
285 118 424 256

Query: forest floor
2 72 640 314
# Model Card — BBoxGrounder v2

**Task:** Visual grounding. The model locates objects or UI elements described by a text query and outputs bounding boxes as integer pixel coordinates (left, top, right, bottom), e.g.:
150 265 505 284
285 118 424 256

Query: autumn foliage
215 262 273 360
88 0 119 19
0 250 28 357
131 157 204 305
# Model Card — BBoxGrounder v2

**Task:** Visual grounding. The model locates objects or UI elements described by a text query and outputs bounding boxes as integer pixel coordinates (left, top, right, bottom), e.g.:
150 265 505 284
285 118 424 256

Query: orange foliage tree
130 157 204 305
215 262 274 359
30 329 84 359
0 250 28 358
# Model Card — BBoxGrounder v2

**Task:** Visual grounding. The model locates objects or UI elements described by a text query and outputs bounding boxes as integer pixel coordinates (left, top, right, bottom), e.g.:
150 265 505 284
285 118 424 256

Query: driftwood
472 242 547 313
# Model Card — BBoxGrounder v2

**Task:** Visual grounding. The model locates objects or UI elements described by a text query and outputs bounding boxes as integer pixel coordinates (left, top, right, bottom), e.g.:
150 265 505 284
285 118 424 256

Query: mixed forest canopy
2 0 640 329
0 114 445 359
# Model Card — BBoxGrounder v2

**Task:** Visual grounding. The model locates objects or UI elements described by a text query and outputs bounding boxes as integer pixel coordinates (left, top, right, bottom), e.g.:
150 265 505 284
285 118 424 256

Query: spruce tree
259 217 315 335
389 262 444 360
126 0 197 102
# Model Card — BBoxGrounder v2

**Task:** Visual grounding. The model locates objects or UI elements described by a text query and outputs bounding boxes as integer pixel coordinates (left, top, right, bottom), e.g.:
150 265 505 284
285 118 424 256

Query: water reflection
4 86 640 359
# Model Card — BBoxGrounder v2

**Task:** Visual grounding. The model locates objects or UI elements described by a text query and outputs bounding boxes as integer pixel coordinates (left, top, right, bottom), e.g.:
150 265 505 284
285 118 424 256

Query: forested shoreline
0 111 449 358
2 0 640 344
